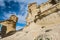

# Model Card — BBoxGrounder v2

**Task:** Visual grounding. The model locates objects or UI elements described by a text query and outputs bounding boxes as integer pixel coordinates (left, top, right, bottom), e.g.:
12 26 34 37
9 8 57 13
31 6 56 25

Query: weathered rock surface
1 0 60 40
1 23 60 40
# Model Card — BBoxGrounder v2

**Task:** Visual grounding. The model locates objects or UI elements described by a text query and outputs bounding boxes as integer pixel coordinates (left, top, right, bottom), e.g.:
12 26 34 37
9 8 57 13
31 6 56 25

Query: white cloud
17 15 26 23
16 0 48 4
27 0 48 4
0 0 5 6
16 0 26 2
16 26 23 30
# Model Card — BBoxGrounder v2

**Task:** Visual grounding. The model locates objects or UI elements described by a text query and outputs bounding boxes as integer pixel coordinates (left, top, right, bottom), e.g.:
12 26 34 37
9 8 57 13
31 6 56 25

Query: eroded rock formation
0 15 18 38
1 0 60 40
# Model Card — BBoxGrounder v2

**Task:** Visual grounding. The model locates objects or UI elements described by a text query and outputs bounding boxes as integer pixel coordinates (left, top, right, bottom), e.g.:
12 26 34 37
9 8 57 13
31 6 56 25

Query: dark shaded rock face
1 26 7 38
0 31 1 35
54 0 60 3
50 0 60 5
0 15 18 38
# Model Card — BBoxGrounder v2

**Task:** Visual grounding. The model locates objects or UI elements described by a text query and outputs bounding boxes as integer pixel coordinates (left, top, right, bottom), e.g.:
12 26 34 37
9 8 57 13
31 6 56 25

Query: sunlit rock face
26 2 39 26
10 15 18 23
1 0 60 40
0 15 18 38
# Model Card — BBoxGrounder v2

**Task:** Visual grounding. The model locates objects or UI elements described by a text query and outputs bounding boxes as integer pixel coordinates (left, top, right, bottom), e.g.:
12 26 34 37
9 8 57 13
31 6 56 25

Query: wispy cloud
16 26 23 30
0 0 5 6
16 0 48 4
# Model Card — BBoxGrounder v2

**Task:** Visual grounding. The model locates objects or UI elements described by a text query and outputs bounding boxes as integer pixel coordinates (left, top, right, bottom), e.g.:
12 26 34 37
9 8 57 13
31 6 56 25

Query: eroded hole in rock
45 29 52 32
50 0 57 5
26 31 29 33
41 26 45 29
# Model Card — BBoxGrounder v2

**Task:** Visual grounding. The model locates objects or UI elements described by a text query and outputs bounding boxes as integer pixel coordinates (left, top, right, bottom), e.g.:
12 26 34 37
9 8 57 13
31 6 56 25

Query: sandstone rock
1 0 60 40
0 15 18 38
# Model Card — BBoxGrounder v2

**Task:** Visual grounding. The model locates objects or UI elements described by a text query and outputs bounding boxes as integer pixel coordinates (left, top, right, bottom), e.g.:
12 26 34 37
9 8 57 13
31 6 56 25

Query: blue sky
0 0 48 30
